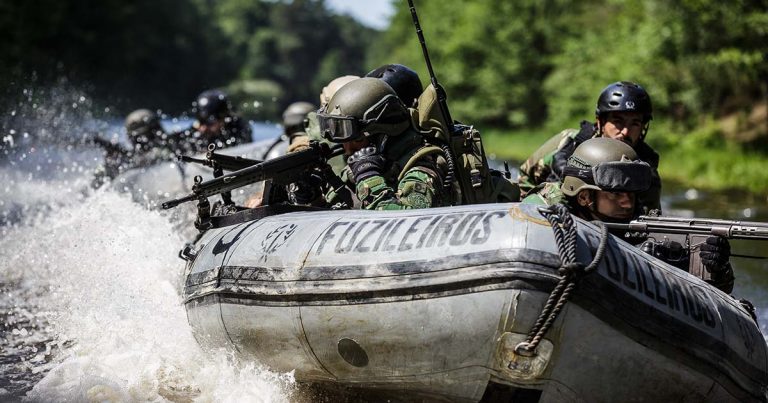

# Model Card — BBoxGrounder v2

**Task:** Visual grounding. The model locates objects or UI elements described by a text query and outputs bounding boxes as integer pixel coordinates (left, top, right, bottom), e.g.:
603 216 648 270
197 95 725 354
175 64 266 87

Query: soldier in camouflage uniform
91 109 178 188
307 77 450 210
524 138 734 293
519 81 662 213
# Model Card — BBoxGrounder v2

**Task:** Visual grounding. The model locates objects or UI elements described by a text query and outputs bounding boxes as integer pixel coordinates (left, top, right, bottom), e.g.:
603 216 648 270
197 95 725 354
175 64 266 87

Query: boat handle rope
514 204 609 357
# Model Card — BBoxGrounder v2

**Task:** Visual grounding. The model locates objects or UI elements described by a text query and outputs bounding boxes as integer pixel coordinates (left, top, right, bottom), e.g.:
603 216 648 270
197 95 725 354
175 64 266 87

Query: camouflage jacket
521 182 566 207
353 130 450 210
518 121 663 214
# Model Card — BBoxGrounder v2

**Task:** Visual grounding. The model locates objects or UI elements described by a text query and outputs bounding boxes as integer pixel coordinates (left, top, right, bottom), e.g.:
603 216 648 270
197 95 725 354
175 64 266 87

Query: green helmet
282 101 316 135
561 138 651 196
318 77 411 143
125 109 162 146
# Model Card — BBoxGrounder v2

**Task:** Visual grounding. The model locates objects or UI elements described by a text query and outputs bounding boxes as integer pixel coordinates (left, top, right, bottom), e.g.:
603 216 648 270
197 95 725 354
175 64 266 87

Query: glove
700 236 731 273
348 146 387 183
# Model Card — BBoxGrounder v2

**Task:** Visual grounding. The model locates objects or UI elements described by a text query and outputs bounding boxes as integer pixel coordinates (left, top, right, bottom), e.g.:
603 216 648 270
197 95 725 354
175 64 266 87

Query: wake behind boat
179 202 768 402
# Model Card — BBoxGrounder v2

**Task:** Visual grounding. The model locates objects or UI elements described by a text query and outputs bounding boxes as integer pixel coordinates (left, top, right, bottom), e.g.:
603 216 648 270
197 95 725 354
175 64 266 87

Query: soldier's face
578 189 635 221
600 112 644 147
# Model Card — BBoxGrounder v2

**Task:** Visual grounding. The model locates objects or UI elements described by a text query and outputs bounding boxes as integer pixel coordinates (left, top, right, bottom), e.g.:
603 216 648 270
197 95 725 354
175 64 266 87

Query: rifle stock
162 141 342 210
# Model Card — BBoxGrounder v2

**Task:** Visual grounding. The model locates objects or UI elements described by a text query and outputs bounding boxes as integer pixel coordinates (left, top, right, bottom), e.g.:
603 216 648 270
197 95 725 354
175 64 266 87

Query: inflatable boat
179 202 767 402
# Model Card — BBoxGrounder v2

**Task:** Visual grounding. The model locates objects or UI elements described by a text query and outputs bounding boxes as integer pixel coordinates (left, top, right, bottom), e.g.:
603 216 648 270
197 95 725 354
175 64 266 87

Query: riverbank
482 124 768 196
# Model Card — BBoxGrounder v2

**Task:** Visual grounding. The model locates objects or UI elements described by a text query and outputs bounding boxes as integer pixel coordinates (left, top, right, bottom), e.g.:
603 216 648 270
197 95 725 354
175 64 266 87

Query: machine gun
407 0 495 205
162 141 343 229
604 215 768 280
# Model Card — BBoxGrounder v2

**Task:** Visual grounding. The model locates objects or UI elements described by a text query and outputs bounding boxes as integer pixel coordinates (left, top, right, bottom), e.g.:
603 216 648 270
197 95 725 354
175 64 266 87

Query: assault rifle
161 141 342 210
407 0 494 204
604 215 768 280
180 145 261 172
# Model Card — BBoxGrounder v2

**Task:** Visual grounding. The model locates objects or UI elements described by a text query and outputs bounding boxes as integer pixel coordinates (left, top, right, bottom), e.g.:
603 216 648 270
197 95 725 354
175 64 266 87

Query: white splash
1 188 294 402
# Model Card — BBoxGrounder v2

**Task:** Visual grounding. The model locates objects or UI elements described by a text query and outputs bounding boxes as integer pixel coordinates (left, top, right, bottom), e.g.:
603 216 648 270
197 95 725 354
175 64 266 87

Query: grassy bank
482 125 768 196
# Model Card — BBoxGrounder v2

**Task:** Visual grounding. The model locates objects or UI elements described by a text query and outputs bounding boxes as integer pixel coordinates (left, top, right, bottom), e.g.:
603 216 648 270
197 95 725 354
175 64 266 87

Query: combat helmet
317 77 411 143
124 109 163 147
193 89 232 124
282 101 316 135
595 81 653 123
320 75 359 108
561 138 652 197
365 64 423 108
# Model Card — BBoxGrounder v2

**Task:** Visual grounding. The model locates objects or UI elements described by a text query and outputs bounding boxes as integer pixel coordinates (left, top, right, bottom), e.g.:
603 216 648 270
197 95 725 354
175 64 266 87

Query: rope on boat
514 204 609 357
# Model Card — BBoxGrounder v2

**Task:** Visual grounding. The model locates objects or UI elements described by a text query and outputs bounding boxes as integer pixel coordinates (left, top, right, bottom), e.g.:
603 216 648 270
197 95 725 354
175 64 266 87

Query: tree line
2 0 765 148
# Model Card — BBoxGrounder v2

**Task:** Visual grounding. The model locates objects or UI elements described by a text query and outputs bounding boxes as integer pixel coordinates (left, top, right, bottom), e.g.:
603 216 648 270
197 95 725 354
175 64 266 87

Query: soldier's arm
518 129 578 196
356 166 442 210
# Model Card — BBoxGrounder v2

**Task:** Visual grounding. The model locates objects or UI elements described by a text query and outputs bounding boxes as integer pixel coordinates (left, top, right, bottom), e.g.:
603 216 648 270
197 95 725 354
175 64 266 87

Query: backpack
412 84 516 204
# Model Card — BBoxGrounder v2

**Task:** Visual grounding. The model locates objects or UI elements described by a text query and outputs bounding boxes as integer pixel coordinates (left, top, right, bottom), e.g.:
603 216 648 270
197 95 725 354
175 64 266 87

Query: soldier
519 81 661 213
188 89 252 153
306 77 451 210
524 138 734 293
91 109 176 187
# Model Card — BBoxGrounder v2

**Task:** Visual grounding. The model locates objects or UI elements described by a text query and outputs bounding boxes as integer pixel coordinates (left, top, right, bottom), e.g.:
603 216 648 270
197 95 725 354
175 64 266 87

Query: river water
1 98 766 402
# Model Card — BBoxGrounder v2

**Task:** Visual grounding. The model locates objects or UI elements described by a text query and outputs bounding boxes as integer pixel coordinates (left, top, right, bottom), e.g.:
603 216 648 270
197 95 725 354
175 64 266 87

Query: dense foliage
1 0 766 190
375 0 767 135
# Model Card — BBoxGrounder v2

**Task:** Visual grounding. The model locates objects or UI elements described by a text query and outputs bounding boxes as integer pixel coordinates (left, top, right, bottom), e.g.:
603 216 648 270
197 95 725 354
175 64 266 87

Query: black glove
700 236 731 273
348 146 387 183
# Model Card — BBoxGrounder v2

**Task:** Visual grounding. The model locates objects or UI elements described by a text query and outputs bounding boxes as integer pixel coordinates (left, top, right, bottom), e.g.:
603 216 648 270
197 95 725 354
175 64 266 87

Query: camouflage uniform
521 182 566 207
354 130 449 210
518 120 662 214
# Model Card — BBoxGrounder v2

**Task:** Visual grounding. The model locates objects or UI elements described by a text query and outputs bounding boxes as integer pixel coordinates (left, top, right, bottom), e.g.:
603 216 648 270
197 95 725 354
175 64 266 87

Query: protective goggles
317 95 408 143
563 160 652 192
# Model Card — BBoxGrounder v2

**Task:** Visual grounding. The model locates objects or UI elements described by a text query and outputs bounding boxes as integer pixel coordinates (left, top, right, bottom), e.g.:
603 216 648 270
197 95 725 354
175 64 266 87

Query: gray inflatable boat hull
182 202 768 402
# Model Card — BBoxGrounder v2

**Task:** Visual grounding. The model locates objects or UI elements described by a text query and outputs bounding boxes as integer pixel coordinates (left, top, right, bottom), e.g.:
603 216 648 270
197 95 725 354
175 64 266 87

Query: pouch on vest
415 84 495 205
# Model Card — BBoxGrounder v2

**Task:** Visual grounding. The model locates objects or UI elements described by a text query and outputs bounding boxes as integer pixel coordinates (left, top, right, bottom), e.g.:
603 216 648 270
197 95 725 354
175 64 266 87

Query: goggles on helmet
563 160 652 193
317 95 408 143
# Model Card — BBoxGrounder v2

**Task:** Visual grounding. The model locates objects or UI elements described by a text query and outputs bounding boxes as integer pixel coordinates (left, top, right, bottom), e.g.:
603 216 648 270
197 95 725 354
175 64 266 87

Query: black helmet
561 138 652 197
595 81 652 122
365 64 423 108
194 89 232 123
124 109 163 147
318 77 411 143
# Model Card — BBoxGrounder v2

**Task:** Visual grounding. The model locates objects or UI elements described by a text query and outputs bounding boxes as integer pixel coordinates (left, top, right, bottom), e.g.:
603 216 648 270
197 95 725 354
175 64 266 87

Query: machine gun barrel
605 215 768 240
162 141 342 210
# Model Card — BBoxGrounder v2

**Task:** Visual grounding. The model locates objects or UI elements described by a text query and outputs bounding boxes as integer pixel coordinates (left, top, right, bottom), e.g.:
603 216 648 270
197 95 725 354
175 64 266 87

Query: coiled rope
514 204 610 356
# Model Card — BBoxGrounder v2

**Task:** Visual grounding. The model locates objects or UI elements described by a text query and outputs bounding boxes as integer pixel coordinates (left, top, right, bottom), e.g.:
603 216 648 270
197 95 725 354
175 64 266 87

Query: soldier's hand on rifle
700 236 731 273
348 146 386 184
